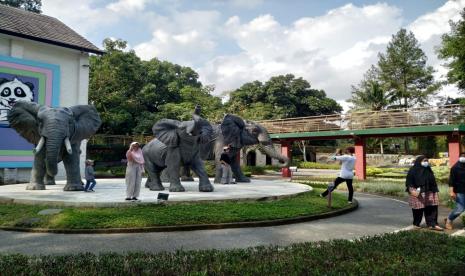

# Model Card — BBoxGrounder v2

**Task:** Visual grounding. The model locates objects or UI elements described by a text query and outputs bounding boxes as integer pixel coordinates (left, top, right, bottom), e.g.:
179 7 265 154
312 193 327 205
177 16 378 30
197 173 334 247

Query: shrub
0 232 463 275
297 162 340 170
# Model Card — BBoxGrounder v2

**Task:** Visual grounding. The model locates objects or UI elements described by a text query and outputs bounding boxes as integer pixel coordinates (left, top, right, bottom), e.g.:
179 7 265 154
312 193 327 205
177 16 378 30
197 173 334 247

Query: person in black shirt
445 153 465 230
220 146 233 184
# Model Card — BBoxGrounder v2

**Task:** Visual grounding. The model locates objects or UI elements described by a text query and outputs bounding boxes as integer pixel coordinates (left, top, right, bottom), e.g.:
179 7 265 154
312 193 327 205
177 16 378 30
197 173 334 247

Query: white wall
0 34 91 181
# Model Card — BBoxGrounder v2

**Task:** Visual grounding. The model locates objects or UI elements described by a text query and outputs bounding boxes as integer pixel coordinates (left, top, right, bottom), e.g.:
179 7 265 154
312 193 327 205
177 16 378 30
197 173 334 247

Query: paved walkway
0 192 417 255
0 179 310 207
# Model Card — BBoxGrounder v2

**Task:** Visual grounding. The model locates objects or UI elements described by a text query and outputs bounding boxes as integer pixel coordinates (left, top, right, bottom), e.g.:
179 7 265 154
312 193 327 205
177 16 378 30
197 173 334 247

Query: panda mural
0 77 34 124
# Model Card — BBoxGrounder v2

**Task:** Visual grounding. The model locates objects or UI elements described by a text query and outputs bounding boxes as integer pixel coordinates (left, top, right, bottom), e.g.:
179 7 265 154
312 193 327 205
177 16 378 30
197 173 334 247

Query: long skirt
126 162 142 198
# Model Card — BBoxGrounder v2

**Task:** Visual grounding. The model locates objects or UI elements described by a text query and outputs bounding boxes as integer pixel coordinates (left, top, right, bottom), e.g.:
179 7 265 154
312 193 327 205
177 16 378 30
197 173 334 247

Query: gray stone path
0 193 415 255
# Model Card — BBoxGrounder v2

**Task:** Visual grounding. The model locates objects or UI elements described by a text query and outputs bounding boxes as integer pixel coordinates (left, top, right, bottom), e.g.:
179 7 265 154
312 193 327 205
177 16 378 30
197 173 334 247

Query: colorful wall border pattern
0 55 60 168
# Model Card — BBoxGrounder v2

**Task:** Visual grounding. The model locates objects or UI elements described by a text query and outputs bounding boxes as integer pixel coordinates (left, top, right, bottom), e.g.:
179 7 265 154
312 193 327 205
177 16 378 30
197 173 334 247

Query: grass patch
295 176 453 206
0 189 347 229
1 231 464 275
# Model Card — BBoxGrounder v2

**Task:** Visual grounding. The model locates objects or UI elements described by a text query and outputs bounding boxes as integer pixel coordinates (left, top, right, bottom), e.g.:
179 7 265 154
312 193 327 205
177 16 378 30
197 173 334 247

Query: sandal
430 225 444 231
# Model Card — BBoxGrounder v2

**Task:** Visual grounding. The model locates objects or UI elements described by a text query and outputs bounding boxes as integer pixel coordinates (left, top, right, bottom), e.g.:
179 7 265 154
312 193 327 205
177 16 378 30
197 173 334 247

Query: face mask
459 157 465 163
421 161 429 167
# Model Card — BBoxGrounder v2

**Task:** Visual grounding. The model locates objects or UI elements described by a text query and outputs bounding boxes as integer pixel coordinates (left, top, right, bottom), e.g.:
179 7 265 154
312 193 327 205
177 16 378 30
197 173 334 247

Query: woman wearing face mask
405 155 443 231
445 153 465 230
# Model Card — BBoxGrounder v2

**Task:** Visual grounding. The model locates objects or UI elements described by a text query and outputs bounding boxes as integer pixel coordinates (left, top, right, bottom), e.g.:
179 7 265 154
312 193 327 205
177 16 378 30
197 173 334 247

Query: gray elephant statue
143 114 214 192
7 101 101 191
195 114 289 183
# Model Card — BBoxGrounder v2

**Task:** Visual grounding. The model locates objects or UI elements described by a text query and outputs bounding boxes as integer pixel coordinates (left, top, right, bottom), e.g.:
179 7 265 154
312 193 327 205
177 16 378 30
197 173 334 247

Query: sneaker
348 201 353 204
444 218 453 230
412 225 422 230
125 198 132 201
132 197 140 201
89 189 95 192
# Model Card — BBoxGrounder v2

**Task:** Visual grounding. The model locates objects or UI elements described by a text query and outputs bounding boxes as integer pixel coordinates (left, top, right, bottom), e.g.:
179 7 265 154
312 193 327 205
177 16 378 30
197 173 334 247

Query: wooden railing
258 105 465 134
88 134 153 146
88 105 465 145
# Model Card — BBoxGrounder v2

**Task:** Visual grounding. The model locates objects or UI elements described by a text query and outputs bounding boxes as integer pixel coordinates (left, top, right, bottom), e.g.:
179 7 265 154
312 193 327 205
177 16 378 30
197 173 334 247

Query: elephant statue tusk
64 137 72 155
33 136 45 154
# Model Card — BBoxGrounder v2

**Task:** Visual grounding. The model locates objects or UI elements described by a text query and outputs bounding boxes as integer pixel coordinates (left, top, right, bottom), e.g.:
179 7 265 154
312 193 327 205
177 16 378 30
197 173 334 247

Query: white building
0 5 103 183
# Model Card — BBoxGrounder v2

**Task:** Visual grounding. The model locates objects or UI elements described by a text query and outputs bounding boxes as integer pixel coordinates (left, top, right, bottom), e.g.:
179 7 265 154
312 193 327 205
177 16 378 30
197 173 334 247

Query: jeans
321 177 354 202
448 193 465 221
84 179 96 191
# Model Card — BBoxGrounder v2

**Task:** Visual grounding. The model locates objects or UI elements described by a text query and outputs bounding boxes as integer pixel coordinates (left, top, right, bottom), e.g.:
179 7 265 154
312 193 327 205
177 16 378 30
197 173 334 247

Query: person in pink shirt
125 142 144 201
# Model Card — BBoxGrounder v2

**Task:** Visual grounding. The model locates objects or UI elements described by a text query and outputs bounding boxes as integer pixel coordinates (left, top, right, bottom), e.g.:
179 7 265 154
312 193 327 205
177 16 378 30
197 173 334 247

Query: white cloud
107 0 148 13
133 10 221 65
231 0 264 9
200 3 403 99
42 0 120 37
407 0 465 101
42 0 465 103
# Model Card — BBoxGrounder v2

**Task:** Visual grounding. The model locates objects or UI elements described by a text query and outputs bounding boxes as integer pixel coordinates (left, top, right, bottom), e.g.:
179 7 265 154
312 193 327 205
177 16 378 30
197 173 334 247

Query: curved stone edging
0 199 358 234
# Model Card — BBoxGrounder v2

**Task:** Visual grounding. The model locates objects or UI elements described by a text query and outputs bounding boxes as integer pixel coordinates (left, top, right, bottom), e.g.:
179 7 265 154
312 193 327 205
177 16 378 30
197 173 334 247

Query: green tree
89 39 145 134
0 0 41 13
349 66 391 111
89 38 224 135
378 28 439 108
227 74 342 120
438 8 465 92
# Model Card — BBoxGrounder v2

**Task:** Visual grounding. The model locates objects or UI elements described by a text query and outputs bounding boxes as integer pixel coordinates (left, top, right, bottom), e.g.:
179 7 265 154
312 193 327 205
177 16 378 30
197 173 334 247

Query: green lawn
295 176 451 204
1 231 464 275
0 189 348 229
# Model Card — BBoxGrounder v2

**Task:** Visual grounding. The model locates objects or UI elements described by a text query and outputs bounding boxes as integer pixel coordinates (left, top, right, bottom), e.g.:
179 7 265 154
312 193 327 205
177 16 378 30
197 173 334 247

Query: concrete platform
0 178 311 207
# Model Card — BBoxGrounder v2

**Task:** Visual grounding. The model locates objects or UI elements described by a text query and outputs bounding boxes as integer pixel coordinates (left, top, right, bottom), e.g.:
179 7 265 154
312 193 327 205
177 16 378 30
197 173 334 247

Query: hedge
0 231 464 275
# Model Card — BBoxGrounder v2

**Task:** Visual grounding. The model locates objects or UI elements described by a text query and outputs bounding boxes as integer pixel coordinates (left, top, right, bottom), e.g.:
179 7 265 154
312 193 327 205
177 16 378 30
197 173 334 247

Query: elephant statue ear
69 105 102 143
193 114 213 144
153 119 182 146
221 114 258 147
7 101 41 144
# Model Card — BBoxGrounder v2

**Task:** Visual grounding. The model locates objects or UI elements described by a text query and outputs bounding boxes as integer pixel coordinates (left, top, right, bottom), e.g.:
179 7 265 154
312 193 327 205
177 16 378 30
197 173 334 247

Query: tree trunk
380 138 384 155
302 141 307 162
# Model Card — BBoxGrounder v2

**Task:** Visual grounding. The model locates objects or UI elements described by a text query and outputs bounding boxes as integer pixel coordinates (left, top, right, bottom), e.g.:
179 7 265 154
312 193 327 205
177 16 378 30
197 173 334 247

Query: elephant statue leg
26 151 46 190
213 159 223 184
166 151 185 192
180 165 194 181
144 161 165 191
44 174 56 185
62 144 84 191
191 158 214 192
231 158 250 182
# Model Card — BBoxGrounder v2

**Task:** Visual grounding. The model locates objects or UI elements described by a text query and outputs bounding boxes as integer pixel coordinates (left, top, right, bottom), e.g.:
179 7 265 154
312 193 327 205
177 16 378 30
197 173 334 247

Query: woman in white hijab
125 142 144 201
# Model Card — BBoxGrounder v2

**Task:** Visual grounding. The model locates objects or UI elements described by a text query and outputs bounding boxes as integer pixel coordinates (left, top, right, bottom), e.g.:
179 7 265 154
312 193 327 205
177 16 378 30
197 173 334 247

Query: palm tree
349 77 392 154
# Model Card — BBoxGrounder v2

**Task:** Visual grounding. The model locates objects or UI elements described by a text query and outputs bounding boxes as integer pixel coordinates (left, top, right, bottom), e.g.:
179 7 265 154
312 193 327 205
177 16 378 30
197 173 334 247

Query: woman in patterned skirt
406 155 443 231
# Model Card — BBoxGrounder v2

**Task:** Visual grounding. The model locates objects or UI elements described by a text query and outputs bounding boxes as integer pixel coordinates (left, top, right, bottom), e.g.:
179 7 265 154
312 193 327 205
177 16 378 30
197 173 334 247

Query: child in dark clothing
84 159 96 192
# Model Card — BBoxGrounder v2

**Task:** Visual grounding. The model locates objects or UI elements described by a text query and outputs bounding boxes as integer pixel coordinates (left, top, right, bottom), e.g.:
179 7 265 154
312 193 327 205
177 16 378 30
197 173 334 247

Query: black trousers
321 177 354 202
412 205 438 227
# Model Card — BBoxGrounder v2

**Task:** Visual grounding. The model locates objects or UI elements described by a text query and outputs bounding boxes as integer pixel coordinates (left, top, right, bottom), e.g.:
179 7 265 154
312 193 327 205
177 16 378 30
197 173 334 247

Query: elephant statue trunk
259 143 290 168
44 134 67 177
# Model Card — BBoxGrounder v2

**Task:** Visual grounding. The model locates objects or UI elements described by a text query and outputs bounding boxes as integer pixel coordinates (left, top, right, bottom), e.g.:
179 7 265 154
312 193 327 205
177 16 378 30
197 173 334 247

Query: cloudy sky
43 0 465 108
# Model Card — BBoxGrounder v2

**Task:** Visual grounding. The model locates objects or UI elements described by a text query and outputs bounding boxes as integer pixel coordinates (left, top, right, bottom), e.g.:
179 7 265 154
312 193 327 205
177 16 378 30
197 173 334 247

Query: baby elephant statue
8 101 101 191
143 114 214 192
